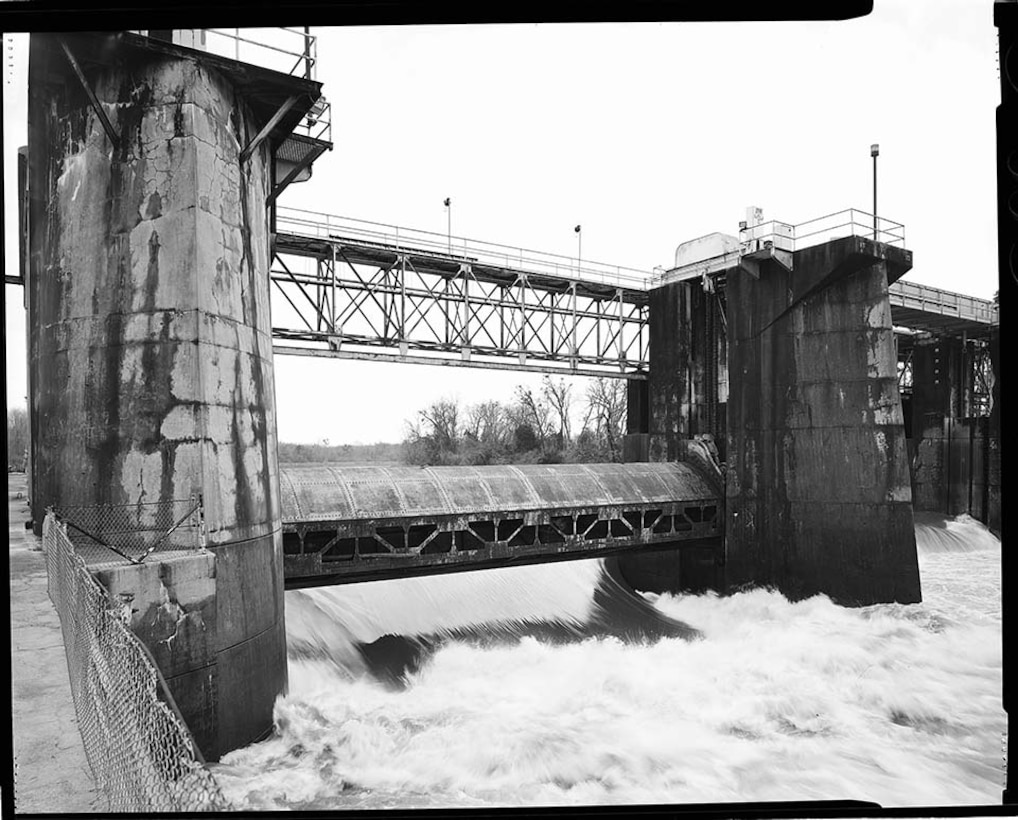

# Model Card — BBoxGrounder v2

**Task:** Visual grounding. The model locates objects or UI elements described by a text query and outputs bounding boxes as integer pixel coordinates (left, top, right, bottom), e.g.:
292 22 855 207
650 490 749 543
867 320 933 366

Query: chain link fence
44 512 230 812
52 496 205 566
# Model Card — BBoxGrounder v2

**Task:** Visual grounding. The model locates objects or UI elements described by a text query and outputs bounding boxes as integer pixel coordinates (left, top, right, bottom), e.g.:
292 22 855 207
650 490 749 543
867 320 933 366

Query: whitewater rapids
212 514 1004 810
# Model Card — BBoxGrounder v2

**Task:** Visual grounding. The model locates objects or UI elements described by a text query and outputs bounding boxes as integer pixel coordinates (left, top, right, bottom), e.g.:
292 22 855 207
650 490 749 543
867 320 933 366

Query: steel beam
273 344 649 379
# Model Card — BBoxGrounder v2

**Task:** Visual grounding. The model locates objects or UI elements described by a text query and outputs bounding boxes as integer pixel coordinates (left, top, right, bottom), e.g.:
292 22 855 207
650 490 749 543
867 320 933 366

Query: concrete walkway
8 473 108 813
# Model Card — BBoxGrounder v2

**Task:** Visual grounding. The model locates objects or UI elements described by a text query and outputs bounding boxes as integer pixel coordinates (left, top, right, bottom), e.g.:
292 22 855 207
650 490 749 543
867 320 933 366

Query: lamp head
870 143 880 157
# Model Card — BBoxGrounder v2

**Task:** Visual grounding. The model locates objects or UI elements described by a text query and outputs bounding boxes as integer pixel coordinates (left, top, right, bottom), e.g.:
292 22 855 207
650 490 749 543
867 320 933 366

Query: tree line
7 379 627 470
402 376 627 466
7 408 28 471
277 441 403 464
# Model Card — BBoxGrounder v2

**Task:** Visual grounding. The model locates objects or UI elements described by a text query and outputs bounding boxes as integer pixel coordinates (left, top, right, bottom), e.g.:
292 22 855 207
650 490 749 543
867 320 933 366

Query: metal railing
276 206 657 292
129 28 318 80
43 513 229 812
295 96 332 145
739 208 907 252
889 279 999 326
205 27 317 79
128 29 329 143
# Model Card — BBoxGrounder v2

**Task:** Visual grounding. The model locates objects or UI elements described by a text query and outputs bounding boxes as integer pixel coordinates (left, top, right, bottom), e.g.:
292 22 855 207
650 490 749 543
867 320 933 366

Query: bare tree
403 397 461 465
418 397 459 450
465 400 510 446
542 376 573 445
583 378 627 461
512 385 552 451
7 408 28 471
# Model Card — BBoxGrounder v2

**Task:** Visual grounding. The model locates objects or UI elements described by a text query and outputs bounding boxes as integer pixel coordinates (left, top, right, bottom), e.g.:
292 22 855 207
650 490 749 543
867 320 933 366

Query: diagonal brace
240 94 299 164
59 38 120 149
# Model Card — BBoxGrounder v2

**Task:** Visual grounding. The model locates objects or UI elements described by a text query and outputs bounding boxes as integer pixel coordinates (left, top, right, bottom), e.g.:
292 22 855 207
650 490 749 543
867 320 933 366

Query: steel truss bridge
271 207 650 379
269 207 999 384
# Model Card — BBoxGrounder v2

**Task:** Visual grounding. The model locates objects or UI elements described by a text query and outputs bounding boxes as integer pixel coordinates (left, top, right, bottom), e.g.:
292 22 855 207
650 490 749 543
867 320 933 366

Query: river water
213 514 1004 810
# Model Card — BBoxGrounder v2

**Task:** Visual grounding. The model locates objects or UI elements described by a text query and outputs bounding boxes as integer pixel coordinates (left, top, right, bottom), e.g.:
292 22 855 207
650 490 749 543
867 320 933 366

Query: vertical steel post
315 258 324 332
303 27 312 80
571 283 578 364
400 255 406 345
330 244 337 333
871 143 880 240
461 268 469 348
617 289 624 363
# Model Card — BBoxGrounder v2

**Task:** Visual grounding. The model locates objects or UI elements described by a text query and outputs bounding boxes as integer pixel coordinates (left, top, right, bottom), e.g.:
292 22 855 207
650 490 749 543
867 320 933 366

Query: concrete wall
645 280 727 461
618 279 728 593
909 337 963 511
724 238 921 606
28 37 286 759
907 334 1000 534
987 328 1000 535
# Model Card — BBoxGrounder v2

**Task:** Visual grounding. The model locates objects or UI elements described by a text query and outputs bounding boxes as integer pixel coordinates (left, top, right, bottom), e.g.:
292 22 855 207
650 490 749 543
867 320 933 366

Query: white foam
213 524 1003 810
287 558 602 647
914 513 1000 555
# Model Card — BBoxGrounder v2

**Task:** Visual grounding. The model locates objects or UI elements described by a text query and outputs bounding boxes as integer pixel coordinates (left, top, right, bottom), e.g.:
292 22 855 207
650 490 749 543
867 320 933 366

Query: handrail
889 280 998 325
274 206 997 326
739 208 906 250
275 206 657 291
130 28 317 81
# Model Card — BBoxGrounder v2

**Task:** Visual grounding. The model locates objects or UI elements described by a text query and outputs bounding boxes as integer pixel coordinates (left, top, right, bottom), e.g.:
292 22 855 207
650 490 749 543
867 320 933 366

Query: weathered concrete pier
25 30 329 760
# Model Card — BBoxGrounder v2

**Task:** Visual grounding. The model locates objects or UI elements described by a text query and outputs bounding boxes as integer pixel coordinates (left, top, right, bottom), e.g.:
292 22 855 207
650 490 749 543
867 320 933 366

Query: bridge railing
889 279 999 326
740 208 907 252
275 206 656 291
43 512 229 812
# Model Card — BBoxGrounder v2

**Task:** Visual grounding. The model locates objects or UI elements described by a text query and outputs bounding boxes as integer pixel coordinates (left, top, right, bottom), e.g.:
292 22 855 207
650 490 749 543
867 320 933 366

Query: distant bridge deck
279 461 722 587
887 279 998 336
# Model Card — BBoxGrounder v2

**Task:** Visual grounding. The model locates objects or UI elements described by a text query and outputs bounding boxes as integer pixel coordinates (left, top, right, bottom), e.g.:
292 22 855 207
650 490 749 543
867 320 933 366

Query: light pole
574 224 582 273
444 197 451 254
871 143 879 240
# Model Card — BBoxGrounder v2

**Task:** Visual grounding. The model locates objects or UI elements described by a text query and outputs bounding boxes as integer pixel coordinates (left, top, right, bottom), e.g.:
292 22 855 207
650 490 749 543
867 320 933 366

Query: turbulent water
213 514 1004 810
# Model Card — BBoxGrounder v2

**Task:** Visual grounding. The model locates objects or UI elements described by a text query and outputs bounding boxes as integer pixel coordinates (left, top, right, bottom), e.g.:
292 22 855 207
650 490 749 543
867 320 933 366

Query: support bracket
240 94 299 164
58 38 120 150
267 144 320 205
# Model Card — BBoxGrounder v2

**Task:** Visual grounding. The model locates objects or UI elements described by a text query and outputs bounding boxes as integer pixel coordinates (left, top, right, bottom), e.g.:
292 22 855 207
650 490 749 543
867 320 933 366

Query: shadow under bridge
280 461 723 589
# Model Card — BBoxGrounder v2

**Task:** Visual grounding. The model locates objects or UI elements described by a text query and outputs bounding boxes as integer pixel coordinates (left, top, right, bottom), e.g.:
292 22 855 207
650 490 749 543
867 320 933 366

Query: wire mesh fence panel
43 513 230 812
52 497 204 566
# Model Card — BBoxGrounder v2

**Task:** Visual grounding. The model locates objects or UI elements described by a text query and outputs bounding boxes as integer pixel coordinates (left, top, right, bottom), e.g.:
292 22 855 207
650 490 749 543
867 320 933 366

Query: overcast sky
3 2 1001 444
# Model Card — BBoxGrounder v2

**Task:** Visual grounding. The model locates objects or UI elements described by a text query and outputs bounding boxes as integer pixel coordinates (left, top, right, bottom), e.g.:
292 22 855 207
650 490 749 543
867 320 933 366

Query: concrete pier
724 237 921 606
25 32 319 759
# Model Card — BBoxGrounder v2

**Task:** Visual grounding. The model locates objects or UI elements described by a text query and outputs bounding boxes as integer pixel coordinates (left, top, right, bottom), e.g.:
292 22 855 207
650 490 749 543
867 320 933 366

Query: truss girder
271 243 649 375
282 500 721 585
